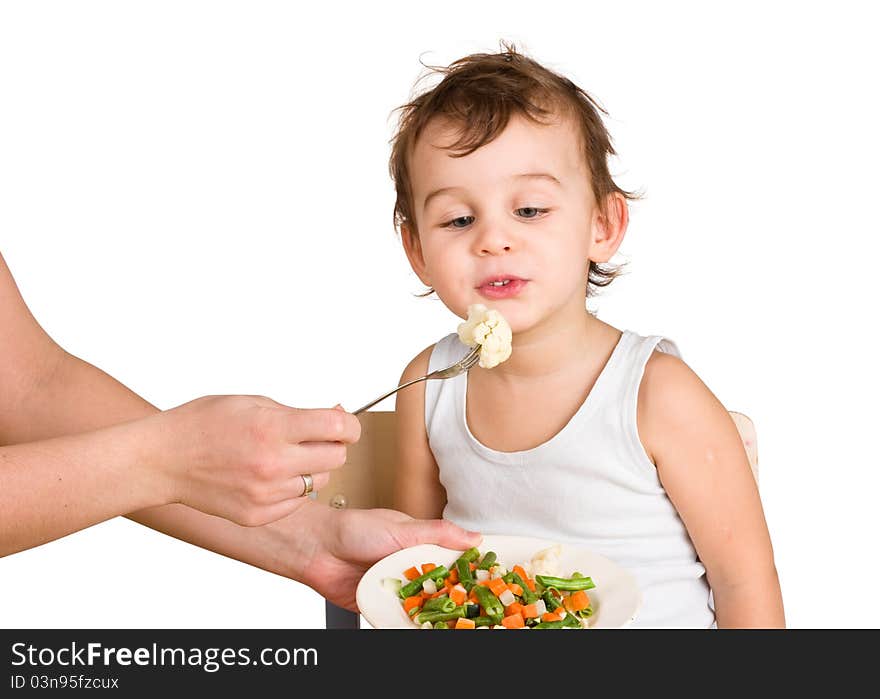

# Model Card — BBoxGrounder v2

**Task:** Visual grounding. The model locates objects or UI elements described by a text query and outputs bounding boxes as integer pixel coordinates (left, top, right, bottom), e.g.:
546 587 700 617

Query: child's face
403 112 624 336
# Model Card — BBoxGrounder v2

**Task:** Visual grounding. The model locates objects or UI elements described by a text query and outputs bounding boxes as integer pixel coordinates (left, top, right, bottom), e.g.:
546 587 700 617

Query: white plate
356 534 642 629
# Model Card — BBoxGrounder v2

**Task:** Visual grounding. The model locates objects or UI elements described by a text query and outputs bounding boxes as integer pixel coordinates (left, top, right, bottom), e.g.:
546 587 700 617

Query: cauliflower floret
457 304 513 369
529 544 564 578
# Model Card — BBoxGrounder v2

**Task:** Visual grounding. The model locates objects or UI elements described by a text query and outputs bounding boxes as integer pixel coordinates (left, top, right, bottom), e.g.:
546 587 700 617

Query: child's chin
503 316 531 337
507 312 551 337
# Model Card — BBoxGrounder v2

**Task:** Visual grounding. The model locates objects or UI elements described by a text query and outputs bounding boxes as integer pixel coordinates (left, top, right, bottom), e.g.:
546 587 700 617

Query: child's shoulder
399 342 435 384
398 333 463 384
637 338 740 465
640 343 718 420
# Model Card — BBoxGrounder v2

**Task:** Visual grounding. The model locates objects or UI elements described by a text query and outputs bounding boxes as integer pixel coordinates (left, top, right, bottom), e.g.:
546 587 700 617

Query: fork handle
352 375 430 415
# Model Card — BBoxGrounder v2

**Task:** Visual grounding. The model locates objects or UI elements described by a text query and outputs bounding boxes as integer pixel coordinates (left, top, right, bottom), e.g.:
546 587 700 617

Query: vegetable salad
387 546 596 629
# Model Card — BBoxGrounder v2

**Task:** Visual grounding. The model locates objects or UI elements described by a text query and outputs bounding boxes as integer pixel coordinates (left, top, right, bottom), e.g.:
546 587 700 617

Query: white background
1 1 877 629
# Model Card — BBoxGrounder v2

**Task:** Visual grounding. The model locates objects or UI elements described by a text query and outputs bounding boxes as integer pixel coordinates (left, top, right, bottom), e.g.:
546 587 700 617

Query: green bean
473 616 498 627
472 584 504 620
542 589 562 612
456 558 474 590
563 611 585 627
477 551 497 570
455 547 481 564
433 621 450 630
534 574 595 592
422 596 455 614
414 606 467 625
576 605 594 618
450 547 480 590
532 620 566 629
398 565 449 599
503 572 539 604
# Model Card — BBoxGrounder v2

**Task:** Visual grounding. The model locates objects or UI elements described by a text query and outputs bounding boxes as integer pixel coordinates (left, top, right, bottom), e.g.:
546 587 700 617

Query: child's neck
490 307 611 381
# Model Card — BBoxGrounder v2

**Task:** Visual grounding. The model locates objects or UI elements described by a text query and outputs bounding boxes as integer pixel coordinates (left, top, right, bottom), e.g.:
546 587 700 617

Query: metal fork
352 344 481 415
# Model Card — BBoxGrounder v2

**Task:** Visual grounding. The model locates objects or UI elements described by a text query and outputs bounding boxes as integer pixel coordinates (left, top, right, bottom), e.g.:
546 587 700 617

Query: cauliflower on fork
457 304 513 369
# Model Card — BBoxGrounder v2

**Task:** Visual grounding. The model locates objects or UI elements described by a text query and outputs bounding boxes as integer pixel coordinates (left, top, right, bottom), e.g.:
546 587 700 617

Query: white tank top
424 330 715 628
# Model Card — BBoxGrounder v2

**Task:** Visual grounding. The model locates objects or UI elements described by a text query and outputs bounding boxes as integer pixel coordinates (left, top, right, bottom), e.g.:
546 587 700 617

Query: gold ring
301 473 314 497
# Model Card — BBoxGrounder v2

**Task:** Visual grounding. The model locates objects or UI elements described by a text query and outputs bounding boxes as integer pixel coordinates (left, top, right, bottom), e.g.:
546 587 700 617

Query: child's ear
401 224 432 286
589 192 629 263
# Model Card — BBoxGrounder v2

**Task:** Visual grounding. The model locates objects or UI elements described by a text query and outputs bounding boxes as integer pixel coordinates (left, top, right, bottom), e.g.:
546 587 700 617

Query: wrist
262 499 330 582
116 412 182 510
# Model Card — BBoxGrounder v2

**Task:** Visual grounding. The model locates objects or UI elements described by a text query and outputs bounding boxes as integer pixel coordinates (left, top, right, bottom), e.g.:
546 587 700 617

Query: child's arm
392 345 447 519
638 351 785 628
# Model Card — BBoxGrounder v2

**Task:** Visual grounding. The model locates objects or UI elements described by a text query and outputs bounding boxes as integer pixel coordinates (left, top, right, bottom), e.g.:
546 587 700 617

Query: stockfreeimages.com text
10 642 317 673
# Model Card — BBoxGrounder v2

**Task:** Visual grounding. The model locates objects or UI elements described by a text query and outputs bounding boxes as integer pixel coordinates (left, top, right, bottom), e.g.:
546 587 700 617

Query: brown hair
389 41 639 296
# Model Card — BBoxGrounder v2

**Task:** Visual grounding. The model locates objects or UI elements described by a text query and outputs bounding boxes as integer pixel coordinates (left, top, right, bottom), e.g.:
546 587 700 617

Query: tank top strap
425 333 470 433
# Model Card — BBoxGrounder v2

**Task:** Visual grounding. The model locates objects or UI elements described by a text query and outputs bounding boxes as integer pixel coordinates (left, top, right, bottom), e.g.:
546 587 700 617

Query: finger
271 471 330 499
291 441 348 472
262 471 330 501
286 408 361 444
302 470 330 495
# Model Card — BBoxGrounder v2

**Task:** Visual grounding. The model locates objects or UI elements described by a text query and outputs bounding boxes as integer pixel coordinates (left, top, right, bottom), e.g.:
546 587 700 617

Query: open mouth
477 276 528 299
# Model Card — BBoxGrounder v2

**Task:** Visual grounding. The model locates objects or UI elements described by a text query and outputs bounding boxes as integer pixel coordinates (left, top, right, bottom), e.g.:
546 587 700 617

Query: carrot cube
568 591 591 612
449 585 468 606
522 603 539 619
454 617 476 629
403 596 423 613
403 566 421 581
421 563 437 574
501 613 525 629
487 578 508 597
504 602 523 617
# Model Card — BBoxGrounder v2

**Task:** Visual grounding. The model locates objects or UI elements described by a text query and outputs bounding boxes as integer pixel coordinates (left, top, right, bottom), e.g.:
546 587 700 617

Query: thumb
401 519 482 551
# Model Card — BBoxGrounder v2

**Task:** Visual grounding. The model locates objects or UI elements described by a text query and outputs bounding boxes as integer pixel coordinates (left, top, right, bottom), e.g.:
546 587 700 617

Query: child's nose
472 223 513 256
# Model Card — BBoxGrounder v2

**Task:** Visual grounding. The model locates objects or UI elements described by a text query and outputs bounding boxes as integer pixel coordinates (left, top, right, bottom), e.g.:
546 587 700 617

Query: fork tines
460 345 481 369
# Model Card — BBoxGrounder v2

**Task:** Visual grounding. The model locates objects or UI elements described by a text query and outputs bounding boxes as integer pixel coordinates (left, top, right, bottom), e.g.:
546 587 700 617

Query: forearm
128 499 315 584
5 349 315 576
5 352 188 532
0 418 172 556
710 566 786 628
1 350 182 555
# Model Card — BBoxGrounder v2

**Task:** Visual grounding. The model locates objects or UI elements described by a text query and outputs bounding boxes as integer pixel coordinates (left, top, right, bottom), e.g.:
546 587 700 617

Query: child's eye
443 216 475 229
515 207 549 219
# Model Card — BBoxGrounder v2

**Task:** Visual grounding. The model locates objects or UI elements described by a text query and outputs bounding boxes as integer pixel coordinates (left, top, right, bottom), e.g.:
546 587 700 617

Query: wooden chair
317 409 759 629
